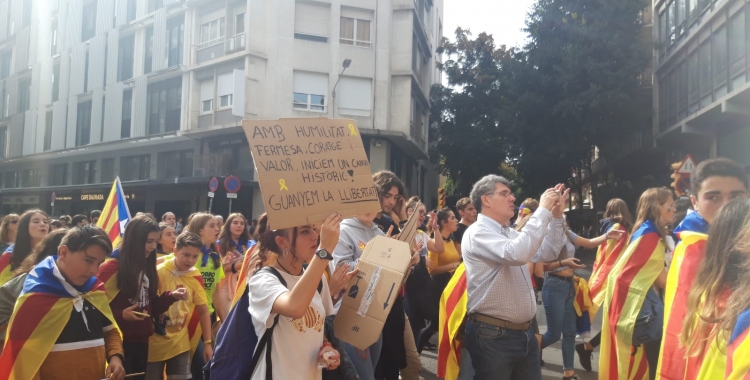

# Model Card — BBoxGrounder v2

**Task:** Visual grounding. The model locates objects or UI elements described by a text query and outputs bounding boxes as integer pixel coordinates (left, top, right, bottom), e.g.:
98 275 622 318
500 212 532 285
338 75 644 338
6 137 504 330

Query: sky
442 0 536 49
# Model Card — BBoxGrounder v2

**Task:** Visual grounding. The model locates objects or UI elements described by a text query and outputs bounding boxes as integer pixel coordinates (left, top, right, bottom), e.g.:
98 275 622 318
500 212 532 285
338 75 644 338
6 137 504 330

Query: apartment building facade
654 0 750 169
0 0 442 218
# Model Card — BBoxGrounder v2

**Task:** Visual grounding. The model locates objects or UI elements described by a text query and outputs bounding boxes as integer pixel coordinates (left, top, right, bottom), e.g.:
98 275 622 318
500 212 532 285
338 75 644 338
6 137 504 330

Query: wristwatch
316 248 334 260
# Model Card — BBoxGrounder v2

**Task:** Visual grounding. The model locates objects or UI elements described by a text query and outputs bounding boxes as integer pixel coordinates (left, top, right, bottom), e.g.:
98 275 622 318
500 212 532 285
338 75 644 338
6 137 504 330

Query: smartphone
132 311 151 318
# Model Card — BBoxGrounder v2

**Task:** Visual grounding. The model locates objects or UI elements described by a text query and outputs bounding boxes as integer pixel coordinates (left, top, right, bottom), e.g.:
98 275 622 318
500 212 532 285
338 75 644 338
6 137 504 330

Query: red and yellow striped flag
97 177 132 249
656 231 708 380
0 251 13 287
437 263 467 380
96 248 122 302
589 222 629 317
231 245 257 308
599 220 665 380
0 257 117 380
726 308 750 380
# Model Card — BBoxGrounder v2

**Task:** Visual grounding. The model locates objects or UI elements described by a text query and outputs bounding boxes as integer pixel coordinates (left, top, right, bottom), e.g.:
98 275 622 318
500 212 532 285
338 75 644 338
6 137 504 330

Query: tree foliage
430 0 651 197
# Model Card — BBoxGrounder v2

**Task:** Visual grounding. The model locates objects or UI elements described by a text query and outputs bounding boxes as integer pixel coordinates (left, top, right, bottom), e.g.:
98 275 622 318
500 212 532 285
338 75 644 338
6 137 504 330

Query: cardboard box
334 235 413 350
242 118 381 230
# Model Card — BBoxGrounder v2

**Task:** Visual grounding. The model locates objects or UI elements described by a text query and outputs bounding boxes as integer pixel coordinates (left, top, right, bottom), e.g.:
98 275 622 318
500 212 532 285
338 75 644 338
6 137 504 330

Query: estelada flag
97 248 123 302
589 222 629 317
726 308 750 380
97 177 132 249
437 263 467 380
656 231 708 380
0 256 117 380
231 244 258 308
599 220 665 380
0 246 14 287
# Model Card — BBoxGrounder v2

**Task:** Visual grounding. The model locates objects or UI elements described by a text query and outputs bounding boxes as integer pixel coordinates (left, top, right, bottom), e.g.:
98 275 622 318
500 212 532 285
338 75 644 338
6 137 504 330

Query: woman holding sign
247 212 343 379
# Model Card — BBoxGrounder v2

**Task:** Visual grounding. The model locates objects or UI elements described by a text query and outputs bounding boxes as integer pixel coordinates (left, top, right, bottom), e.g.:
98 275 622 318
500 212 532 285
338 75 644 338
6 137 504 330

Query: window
699 40 711 96
729 11 745 78
118 34 135 81
220 94 233 108
148 0 162 14
340 17 372 47
713 26 727 87
3 172 17 188
44 111 52 151
676 0 685 34
162 150 193 178
667 1 675 45
167 16 184 67
126 0 136 23
83 50 90 92
81 1 97 42
73 161 96 184
688 51 699 106
122 90 132 138
101 158 115 183
235 12 245 35
121 154 150 181
292 71 327 112
22 0 31 27
52 60 60 102
294 1 329 42
48 163 68 186
0 85 6 119
50 20 58 56
199 18 225 48
217 72 233 109
0 127 6 158
200 80 213 114
338 77 372 116
146 77 182 135
144 27 153 74
76 101 92 146
18 79 30 112
20 169 39 188
0 50 12 80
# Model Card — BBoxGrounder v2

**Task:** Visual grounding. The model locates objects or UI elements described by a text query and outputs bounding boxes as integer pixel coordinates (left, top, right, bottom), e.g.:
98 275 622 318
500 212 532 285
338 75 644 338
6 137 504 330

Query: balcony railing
198 36 225 50
225 33 245 53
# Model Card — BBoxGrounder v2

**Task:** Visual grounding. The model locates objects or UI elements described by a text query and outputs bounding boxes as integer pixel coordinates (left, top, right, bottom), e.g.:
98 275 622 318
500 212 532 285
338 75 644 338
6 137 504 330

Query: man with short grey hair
463 174 569 380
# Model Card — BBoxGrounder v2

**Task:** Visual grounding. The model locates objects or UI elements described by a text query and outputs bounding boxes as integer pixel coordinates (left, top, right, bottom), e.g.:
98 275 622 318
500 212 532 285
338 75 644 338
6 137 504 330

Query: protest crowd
2 135 750 380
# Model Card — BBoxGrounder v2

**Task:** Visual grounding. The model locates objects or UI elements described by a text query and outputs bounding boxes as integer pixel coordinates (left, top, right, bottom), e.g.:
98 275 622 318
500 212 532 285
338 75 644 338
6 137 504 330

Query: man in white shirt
463 174 568 380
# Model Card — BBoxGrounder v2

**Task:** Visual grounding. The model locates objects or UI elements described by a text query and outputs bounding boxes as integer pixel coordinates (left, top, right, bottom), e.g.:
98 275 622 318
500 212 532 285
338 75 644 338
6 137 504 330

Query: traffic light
437 188 446 209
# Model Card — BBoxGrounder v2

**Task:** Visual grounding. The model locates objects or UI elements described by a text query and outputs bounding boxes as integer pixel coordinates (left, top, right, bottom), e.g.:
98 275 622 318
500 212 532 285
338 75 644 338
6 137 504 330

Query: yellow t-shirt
148 259 208 362
427 240 461 274
198 256 224 314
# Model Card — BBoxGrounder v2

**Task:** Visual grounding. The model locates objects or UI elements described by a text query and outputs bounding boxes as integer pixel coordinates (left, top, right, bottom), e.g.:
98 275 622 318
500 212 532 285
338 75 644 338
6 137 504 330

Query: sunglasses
8 220 18 224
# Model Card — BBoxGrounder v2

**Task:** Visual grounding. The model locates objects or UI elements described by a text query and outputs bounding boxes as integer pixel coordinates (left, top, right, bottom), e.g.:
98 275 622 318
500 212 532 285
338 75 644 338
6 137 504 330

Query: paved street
418 248 601 380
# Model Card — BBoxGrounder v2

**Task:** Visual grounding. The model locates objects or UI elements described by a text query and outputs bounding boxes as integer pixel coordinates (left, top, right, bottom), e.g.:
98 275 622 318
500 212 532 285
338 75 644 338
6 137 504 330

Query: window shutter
295 2 330 37
339 77 372 114
200 80 213 102
293 71 328 96
217 73 233 96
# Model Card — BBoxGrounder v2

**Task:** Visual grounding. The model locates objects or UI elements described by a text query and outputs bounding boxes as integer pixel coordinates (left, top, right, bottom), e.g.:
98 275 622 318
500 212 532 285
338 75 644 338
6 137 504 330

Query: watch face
318 249 331 259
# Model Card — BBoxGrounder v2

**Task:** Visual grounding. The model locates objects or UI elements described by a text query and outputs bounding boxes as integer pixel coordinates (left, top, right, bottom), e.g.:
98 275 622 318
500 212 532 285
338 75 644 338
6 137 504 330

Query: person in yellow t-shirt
147 232 213 379
185 213 225 321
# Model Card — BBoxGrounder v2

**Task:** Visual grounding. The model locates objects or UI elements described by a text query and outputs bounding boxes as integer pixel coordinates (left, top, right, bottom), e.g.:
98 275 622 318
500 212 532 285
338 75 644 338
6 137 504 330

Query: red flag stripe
437 273 466 376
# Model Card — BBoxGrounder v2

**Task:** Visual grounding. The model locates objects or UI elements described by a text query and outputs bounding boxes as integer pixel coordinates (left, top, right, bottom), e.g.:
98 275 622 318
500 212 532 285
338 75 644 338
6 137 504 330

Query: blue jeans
541 275 576 371
343 334 382 380
465 318 541 380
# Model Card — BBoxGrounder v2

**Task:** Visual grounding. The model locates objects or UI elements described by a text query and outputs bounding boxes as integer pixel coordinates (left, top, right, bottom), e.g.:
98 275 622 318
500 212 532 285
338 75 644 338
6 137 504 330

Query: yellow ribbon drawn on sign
348 124 358 136
279 179 289 191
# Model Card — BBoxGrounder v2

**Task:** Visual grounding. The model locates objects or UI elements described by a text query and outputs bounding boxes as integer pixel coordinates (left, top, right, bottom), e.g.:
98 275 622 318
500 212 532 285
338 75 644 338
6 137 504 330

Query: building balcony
225 33 245 54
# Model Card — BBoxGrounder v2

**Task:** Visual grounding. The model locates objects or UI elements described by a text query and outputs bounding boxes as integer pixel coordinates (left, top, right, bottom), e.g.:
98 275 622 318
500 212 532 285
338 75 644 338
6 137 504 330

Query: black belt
548 272 574 282
467 313 532 331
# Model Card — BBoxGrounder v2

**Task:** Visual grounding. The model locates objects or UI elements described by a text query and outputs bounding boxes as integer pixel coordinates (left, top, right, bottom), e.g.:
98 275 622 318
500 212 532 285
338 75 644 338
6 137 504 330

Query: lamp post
331 59 352 118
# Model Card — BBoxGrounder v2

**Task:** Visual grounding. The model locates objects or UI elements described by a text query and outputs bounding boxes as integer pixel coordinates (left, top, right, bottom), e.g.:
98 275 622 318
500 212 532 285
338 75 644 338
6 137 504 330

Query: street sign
227 193 238 199
208 192 215 198
224 175 241 193
677 155 696 174
209 177 219 192
51 192 56 203
675 175 691 196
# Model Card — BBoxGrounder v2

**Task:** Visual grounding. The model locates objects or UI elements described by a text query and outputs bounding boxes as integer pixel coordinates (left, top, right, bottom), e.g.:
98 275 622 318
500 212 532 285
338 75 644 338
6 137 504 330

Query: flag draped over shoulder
0 256 117 380
599 220 665 380
97 248 122 302
727 309 750 380
160 259 206 357
97 177 132 249
437 263 467 380
656 231 708 380
589 222 629 317
231 245 257 308
0 247 13 287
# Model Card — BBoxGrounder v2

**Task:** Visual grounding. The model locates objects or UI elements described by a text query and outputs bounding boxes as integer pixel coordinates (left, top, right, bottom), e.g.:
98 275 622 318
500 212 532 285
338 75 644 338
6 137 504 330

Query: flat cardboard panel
242 118 380 230
334 236 412 350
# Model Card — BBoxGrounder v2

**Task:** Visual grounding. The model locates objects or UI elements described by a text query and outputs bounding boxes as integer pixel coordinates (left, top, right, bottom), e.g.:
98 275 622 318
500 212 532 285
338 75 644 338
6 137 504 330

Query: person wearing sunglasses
0 214 19 253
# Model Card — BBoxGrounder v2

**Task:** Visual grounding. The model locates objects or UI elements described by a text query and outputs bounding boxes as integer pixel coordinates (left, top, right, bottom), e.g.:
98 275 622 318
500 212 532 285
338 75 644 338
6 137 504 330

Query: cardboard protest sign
243 118 380 230
333 235 412 350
